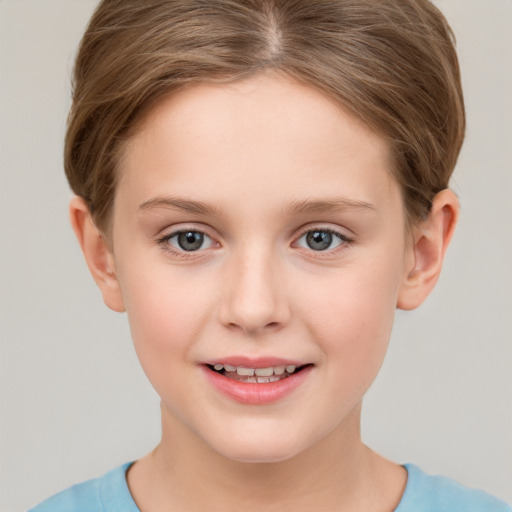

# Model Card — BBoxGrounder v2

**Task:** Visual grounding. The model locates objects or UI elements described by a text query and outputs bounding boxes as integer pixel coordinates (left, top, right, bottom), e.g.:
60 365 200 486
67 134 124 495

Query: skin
71 73 459 511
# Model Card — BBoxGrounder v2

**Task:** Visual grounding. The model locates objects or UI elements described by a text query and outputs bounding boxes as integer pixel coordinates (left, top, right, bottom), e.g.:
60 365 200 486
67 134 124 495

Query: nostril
225 320 282 335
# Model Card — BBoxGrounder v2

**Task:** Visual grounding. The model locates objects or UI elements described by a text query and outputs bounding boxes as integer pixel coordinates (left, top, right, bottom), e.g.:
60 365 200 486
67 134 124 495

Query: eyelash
156 226 352 259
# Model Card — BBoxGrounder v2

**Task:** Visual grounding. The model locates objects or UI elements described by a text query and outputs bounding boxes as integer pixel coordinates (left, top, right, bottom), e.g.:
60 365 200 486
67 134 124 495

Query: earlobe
69 196 126 313
397 189 459 311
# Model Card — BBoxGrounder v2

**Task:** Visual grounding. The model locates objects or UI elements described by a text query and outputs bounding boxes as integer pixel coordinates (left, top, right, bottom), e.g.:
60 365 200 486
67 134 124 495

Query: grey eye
171 231 210 251
296 230 344 251
306 231 332 251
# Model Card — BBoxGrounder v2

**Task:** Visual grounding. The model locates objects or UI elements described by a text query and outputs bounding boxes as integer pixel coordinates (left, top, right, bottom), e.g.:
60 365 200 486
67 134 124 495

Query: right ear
69 196 125 312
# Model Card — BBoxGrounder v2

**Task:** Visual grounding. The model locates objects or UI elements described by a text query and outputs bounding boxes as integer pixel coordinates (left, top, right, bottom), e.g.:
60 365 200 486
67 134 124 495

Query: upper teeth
212 364 297 376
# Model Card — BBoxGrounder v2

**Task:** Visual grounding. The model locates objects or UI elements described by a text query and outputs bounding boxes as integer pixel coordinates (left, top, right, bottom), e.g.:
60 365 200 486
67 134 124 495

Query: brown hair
65 0 465 231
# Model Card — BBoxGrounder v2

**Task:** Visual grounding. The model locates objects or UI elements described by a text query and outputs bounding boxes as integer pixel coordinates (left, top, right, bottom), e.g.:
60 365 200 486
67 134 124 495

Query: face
108 74 412 462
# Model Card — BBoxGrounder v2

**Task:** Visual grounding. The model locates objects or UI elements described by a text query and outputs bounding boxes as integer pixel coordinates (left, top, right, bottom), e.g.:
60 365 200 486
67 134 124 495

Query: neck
127 401 405 511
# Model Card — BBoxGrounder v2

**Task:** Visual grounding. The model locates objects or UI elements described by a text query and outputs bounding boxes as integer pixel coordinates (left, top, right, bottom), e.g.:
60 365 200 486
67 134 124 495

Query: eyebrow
139 196 225 216
138 195 377 217
283 197 377 216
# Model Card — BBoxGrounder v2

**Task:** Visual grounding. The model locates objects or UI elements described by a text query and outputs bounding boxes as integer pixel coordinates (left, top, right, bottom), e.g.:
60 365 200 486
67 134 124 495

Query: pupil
178 231 203 251
306 231 332 251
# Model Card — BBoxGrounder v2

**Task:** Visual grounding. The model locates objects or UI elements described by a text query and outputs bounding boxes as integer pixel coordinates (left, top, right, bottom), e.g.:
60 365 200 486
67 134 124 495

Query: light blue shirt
29 462 511 511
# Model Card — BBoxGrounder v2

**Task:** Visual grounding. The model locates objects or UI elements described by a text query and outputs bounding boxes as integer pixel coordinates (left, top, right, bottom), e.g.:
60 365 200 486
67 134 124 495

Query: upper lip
202 356 309 368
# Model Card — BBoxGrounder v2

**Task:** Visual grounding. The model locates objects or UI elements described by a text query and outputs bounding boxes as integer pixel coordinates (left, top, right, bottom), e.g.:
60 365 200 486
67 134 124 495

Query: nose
218 247 291 335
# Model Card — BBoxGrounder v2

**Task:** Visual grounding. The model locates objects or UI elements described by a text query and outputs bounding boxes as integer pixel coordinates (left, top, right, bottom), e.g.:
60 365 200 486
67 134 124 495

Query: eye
163 230 215 252
295 229 348 251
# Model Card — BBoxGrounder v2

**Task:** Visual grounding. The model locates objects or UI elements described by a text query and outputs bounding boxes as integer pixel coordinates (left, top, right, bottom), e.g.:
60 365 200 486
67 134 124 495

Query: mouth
205 363 312 383
202 359 314 404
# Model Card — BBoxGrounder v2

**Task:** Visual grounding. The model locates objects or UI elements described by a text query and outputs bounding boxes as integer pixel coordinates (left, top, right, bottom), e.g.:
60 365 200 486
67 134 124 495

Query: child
29 0 511 510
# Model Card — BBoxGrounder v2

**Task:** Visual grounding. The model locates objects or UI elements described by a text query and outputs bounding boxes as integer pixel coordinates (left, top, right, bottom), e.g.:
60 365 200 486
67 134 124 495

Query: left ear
69 196 126 313
397 189 459 310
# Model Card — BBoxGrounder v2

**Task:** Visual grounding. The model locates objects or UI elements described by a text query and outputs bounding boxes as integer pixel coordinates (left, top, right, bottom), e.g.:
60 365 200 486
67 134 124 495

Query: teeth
255 367 274 377
211 364 302 376
236 367 255 376
257 375 281 383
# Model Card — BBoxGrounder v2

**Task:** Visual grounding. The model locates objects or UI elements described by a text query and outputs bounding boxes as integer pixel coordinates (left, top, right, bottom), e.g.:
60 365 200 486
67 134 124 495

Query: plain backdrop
1 1 511 511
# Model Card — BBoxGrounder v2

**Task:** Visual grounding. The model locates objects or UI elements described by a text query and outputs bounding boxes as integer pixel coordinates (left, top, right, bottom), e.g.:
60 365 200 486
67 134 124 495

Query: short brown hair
65 0 465 231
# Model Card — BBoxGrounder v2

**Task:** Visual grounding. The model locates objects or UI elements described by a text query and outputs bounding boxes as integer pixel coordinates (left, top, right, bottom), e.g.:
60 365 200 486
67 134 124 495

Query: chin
218 444 302 464
204 425 313 464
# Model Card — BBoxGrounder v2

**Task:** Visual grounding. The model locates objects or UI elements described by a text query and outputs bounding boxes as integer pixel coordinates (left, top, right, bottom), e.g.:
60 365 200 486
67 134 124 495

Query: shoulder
396 464 512 512
28 462 138 512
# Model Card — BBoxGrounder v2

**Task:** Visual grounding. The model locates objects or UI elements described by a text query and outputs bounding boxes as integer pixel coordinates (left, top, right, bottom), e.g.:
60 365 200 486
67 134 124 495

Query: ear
397 189 459 310
69 196 125 312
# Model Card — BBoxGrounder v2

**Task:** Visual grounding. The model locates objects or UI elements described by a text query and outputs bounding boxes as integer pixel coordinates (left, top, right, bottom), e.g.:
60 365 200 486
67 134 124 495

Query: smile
202 361 313 405
207 363 304 383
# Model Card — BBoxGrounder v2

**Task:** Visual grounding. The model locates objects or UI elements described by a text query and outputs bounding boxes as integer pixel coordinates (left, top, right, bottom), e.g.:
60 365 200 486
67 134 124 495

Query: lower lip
201 365 313 405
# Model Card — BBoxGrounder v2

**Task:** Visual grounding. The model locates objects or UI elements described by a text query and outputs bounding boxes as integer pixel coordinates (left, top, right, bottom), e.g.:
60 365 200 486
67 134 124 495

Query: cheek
299 256 403 388
117 264 216 382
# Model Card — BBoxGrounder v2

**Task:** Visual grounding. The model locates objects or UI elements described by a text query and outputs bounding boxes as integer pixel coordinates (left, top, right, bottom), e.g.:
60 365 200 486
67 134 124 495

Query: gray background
1 1 511 510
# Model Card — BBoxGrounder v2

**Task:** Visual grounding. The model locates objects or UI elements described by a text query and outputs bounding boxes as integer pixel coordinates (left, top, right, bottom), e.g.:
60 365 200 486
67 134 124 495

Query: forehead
117 73 400 217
